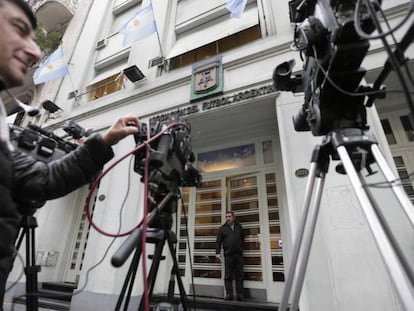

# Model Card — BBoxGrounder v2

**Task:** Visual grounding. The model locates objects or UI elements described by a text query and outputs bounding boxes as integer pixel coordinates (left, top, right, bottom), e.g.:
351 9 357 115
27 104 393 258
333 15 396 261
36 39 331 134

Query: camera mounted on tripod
133 114 202 201
9 123 80 213
273 0 382 136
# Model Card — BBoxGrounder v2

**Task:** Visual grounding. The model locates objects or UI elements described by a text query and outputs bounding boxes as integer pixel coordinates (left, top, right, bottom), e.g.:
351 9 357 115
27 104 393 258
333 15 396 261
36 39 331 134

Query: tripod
15 213 41 311
278 128 414 311
111 191 190 311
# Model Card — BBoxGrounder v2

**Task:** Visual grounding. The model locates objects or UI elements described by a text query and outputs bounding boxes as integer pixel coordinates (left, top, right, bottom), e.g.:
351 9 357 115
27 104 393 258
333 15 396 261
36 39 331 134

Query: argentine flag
119 3 157 47
33 46 69 85
226 0 247 18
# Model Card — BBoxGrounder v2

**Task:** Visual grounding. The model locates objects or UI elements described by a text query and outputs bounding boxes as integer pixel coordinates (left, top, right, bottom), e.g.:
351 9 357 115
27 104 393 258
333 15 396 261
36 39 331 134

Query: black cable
73 156 134 296
354 0 414 40
376 2 414 89
362 0 414 116
5 252 25 293
312 46 413 98
365 171 414 188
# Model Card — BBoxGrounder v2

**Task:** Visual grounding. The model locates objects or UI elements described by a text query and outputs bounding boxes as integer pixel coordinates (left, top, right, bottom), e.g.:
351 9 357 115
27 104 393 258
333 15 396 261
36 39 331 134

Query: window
263 140 274 164
380 119 397 145
393 156 414 204
85 72 124 102
168 1 261 70
400 115 414 142
169 26 261 70
113 0 142 16
197 143 256 173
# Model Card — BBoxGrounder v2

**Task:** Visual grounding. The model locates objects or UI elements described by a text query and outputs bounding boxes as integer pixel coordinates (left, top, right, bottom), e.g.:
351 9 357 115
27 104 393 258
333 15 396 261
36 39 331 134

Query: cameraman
0 0 139 308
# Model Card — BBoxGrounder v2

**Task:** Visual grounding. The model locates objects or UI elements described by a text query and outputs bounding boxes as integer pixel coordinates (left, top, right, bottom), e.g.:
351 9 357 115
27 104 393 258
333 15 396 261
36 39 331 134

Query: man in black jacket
216 211 244 301
0 0 140 308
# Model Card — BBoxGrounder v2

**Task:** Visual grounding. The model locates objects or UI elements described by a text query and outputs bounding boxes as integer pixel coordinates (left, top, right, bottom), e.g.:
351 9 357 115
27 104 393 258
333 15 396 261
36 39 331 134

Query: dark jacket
0 134 114 304
215 222 244 257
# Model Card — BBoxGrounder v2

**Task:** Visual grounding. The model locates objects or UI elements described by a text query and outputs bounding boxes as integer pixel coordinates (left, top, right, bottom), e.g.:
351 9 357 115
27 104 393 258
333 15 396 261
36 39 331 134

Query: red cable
83 121 190 311
141 120 151 311
84 121 189 237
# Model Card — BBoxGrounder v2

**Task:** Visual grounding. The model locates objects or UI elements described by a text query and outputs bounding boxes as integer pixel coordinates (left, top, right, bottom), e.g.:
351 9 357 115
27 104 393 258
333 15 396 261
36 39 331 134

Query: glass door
64 185 97 283
176 170 286 300
227 174 263 284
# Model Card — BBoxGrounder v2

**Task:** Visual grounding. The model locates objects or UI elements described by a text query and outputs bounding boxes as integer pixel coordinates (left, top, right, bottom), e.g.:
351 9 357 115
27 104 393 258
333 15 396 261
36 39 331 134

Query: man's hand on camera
215 253 221 262
101 115 140 146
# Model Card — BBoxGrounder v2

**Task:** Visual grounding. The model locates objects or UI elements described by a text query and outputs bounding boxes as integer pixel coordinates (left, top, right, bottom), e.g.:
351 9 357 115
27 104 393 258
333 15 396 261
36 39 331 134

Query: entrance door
227 174 266 299
64 185 98 283
176 170 285 301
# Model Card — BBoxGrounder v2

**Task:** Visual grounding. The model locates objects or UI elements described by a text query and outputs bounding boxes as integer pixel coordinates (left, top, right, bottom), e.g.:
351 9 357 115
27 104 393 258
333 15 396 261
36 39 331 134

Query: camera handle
278 128 414 311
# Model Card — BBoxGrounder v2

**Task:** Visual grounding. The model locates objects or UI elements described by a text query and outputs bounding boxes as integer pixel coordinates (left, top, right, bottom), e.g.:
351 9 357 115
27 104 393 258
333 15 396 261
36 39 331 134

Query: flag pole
150 0 164 59
66 65 80 106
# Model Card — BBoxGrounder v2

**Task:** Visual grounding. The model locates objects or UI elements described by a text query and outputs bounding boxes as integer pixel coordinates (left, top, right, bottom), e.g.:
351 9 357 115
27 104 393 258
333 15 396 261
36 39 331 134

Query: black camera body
133 115 202 195
274 0 381 136
9 123 77 163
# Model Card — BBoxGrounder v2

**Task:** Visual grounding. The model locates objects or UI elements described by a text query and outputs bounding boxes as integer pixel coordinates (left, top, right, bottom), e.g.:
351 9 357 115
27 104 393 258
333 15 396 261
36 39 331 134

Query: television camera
112 116 201 311
273 2 414 311
9 123 78 163
9 122 85 211
133 114 202 227
133 114 202 193
8 120 92 311
273 0 382 136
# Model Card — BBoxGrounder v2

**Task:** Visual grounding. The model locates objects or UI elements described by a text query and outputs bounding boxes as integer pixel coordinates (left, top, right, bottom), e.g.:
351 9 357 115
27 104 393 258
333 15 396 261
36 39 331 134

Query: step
37 288 73 302
41 282 77 293
13 296 70 311
151 294 279 311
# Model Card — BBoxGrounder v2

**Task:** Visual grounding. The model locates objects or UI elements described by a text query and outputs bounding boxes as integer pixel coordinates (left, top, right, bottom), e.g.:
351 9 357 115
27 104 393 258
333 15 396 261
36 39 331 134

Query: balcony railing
26 0 79 32
27 0 79 14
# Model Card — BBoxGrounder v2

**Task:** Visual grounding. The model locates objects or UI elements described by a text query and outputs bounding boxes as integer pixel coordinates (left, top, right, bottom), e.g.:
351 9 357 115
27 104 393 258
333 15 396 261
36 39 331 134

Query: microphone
4 89 39 117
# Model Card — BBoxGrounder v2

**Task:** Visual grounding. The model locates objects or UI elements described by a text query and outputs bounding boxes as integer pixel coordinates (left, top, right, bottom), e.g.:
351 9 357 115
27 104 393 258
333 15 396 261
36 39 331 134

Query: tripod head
273 0 381 136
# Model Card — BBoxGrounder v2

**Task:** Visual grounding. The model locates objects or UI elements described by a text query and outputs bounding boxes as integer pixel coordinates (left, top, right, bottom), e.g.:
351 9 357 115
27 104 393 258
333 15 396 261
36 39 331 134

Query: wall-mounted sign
295 168 309 178
190 55 223 102
151 84 276 122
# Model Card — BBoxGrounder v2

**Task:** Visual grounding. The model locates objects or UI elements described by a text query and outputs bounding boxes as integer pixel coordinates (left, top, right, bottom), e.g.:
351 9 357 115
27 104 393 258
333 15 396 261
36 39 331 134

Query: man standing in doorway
215 211 244 301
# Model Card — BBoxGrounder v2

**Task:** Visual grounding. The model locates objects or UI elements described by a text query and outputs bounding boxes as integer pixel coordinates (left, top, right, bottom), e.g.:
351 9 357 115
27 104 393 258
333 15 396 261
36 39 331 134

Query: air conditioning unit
67 90 78 100
95 38 107 50
148 56 165 68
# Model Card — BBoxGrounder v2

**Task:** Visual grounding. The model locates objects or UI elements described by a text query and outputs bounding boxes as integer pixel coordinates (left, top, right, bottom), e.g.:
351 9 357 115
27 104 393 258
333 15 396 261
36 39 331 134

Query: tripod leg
166 233 189 311
25 225 39 311
138 236 166 311
371 144 414 226
15 227 25 251
337 145 414 310
290 173 326 311
114 245 142 311
279 159 323 311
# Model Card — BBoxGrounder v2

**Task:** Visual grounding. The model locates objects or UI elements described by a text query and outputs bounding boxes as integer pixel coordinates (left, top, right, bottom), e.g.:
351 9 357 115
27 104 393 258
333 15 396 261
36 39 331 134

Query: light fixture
123 65 145 82
42 100 62 113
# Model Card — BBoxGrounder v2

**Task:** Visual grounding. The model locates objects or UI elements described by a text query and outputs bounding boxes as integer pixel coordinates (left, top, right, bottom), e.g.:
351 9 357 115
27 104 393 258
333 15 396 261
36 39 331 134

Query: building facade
5 0 414 310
